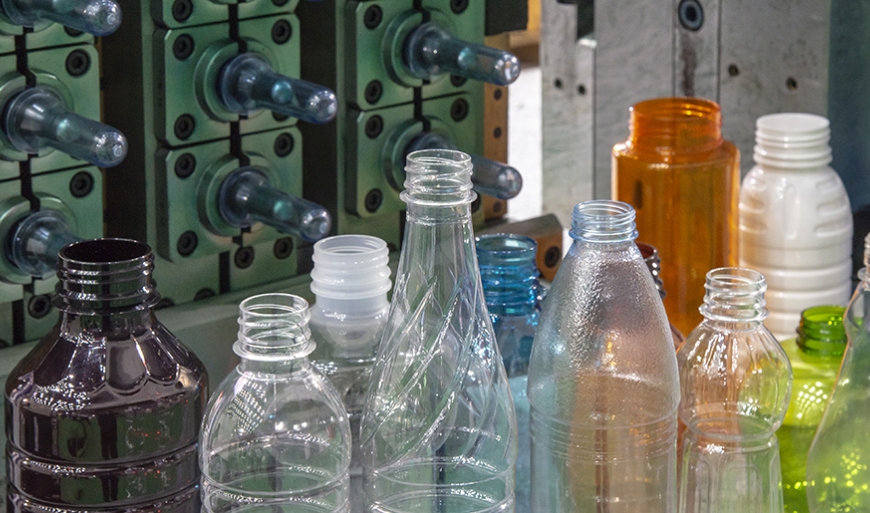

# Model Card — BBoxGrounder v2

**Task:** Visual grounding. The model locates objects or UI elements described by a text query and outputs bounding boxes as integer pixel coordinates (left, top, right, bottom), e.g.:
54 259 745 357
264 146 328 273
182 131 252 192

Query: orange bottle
612 98 739 335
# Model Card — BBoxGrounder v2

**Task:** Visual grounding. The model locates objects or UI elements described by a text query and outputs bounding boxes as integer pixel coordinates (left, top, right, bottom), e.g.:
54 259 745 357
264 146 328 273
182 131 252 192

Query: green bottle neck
796 305 847 358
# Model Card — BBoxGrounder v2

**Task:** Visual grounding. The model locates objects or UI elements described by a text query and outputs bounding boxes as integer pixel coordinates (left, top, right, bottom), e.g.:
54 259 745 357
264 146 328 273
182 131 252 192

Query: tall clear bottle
360 149 517 513
309 234 392 513
200 293 351 512
677 268 792 513
5 238 208 512
528 200 680 512
806 234 870 512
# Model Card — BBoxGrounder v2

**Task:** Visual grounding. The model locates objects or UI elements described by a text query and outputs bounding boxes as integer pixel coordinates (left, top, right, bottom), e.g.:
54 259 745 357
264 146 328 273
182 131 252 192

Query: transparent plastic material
677 268 792 513
778 306 846 513
219 166 332 242
360 149 517 513
4 86 128 167
476 233 542 513
200 293 352 513
528 200 680 512
8 209 80 277
404 22 520 85
219 53 338 124
309 235 392 513
1 0 121 35
5 239 208 513
806 235 870 512
638 241 686 350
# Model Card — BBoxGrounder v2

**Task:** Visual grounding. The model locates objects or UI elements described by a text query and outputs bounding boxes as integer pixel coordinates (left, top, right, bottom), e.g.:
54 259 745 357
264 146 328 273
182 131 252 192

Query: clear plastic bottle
528 200 680 512
476 233 543 513
360 149 517 513
5 238 208 513
677 268 792 513
200 293 351 513
806 234 870 512
309 234 392 513
778 306 846 513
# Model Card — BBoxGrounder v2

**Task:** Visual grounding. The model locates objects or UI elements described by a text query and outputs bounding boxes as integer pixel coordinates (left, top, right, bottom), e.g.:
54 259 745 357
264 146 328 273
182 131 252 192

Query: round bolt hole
0 339 9 348
787 77 798 90
471 195 482 213
492 201 503 214
272 0 289 5
234 246 255 269
194 288 216 301
493 127 502 139
450 0 469 14
65 49 90 77
451 75 467 87
155 297 175 310
27 294 52 319
728 64 740 77
387 242 398 252
365 189 383 213
177 230 198 257
272 111 289 122
554 78 563 89
450 98 469 121
174 114 196 140
69 171 94 198
365 115 384 139
364 5 383 29
274 132 295 157
273 237 294 259
174 153 196 179
365 80 383 104
544 246 561 268
493 88 503 100
64 26 84 37
577 84 587 95
271 19 292 44
172 0 193 22
678 0 704 31
173 34 195 60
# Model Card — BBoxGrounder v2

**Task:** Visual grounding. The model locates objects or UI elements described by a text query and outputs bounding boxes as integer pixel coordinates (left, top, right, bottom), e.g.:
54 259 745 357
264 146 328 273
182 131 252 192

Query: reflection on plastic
1 0 121 35
8 209 80 277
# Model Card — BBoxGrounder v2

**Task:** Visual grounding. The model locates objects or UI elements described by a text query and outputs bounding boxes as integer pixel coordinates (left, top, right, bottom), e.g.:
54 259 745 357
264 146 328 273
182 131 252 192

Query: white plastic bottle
739 113 853 340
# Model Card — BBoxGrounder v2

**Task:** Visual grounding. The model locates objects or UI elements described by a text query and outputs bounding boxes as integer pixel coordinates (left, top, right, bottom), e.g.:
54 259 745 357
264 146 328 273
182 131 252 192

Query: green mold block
151 0 297 29
228 237 298 292
237 0 299 20
25 23 93 50
0 53 20 180
419 1 484 101
20 289 56 343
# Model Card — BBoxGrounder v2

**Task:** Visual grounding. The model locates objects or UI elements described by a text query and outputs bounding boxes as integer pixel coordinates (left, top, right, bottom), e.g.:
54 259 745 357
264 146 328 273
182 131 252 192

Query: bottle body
612 98 740 336
528 201 680 512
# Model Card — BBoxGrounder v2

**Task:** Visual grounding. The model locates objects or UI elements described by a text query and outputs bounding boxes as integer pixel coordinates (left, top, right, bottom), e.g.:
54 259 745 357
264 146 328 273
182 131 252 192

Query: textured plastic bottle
806 234 870 512
639 241 686 350
360 149 517 513
476 233 543 513
613 98 740 336
5 238 208 513
309 234 392 513
778 306 846 513
528 200 680 512
677 268 792 513
739 113 853 341
200 293 352 512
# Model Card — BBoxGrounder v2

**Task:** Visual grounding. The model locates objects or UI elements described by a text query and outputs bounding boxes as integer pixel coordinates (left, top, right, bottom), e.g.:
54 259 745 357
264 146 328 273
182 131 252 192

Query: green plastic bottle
777 306 847 513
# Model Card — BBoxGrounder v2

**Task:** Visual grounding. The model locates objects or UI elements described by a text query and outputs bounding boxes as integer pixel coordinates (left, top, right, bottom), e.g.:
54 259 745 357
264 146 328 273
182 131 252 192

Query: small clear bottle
638 241 686 350
528 200 680 512
677 268 792 513
309 234 392 513
476 233 543 512
200 293 351 513
778 306 846 513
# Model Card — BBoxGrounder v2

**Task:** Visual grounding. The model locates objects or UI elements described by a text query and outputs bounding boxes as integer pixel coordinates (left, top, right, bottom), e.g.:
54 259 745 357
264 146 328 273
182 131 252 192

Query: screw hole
174 153 196 179
155 297 175 310
173 34 195 60
493 88 503 100
64 26 83 37
544 246 561 268
271 19 292 44
194 288 216 301
234 246 255 269
450 0 469 14
451 75 467 87
787 77 798 90
69 171 94 198
365 80 383 104
27 294 52 319
171 0 193 22
678 0 704 31
471 195 482 213
365 115 384 139
365 189 384 213
65 49 90 76
174 114 196 140
273 237 294 259
728 64 739 77
364 5 383 29
577 84 587 95
554 78 563 89
493 127 502 138
450 98 469 121
272 111 289 122
272 0 289 5
274 132 295 157
177 231 198 257
492 201 503 214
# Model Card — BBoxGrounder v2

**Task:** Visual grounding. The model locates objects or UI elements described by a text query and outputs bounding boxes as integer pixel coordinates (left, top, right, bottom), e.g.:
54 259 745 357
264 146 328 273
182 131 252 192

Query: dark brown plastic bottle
5 239 208 512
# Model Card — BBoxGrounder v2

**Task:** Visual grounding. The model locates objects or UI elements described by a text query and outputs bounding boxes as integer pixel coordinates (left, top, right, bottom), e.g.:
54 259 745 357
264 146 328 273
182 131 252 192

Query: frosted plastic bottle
360 149 517 513
200 293 352 512
739 113 853 340
677 268 792 513
528 200 680 512
309 234 392 513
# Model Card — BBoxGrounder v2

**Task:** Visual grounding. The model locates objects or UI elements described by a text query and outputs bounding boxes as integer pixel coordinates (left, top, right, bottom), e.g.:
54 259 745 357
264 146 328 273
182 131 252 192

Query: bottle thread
699 267 768 323
628 97 723 155
235 293 314 361
570 200 638 243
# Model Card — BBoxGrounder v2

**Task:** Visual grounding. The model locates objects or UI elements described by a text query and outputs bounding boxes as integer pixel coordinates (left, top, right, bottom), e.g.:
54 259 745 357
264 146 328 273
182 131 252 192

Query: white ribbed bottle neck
753 112 832 170
310 234 392 303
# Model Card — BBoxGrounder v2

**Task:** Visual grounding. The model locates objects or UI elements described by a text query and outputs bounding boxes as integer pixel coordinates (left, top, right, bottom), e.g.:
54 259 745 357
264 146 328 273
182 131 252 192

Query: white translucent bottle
309 234 392 513
739 113 853 340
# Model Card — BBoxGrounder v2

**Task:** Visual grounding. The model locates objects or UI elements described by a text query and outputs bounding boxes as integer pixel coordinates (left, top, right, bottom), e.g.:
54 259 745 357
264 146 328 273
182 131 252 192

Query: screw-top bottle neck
570 200 638 244
699 268 769 324
628 97 723 155
753 113 832 170
401 149 476 221
638 242 666 299
234 293 314 362
311 234 392 313
477 233 541 316
796 305 847 357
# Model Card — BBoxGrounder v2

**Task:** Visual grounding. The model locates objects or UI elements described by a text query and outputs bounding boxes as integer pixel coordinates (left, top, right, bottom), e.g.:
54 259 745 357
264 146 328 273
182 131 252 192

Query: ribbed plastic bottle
677 268 792 513
778 306 847 513
638 241 686 350
476 233 543 513
200 293 351 512
309 234 392 513
360 149 517 513
739 113 853 340
528 200 680 512
5 238 208 513
806 234 870 512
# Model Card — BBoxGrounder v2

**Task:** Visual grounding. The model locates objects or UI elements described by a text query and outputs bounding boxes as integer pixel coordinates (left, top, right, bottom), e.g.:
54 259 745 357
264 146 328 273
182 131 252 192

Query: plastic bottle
200 293 351 512
739 113 853 340
476 233 543 513
309 234 392 513
638 241 686 350
528 200 680 512
612 97 740 336
778 306 846 513
677 268 792 513
360 149 517 513
806 234 870 512
5 238 208 512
